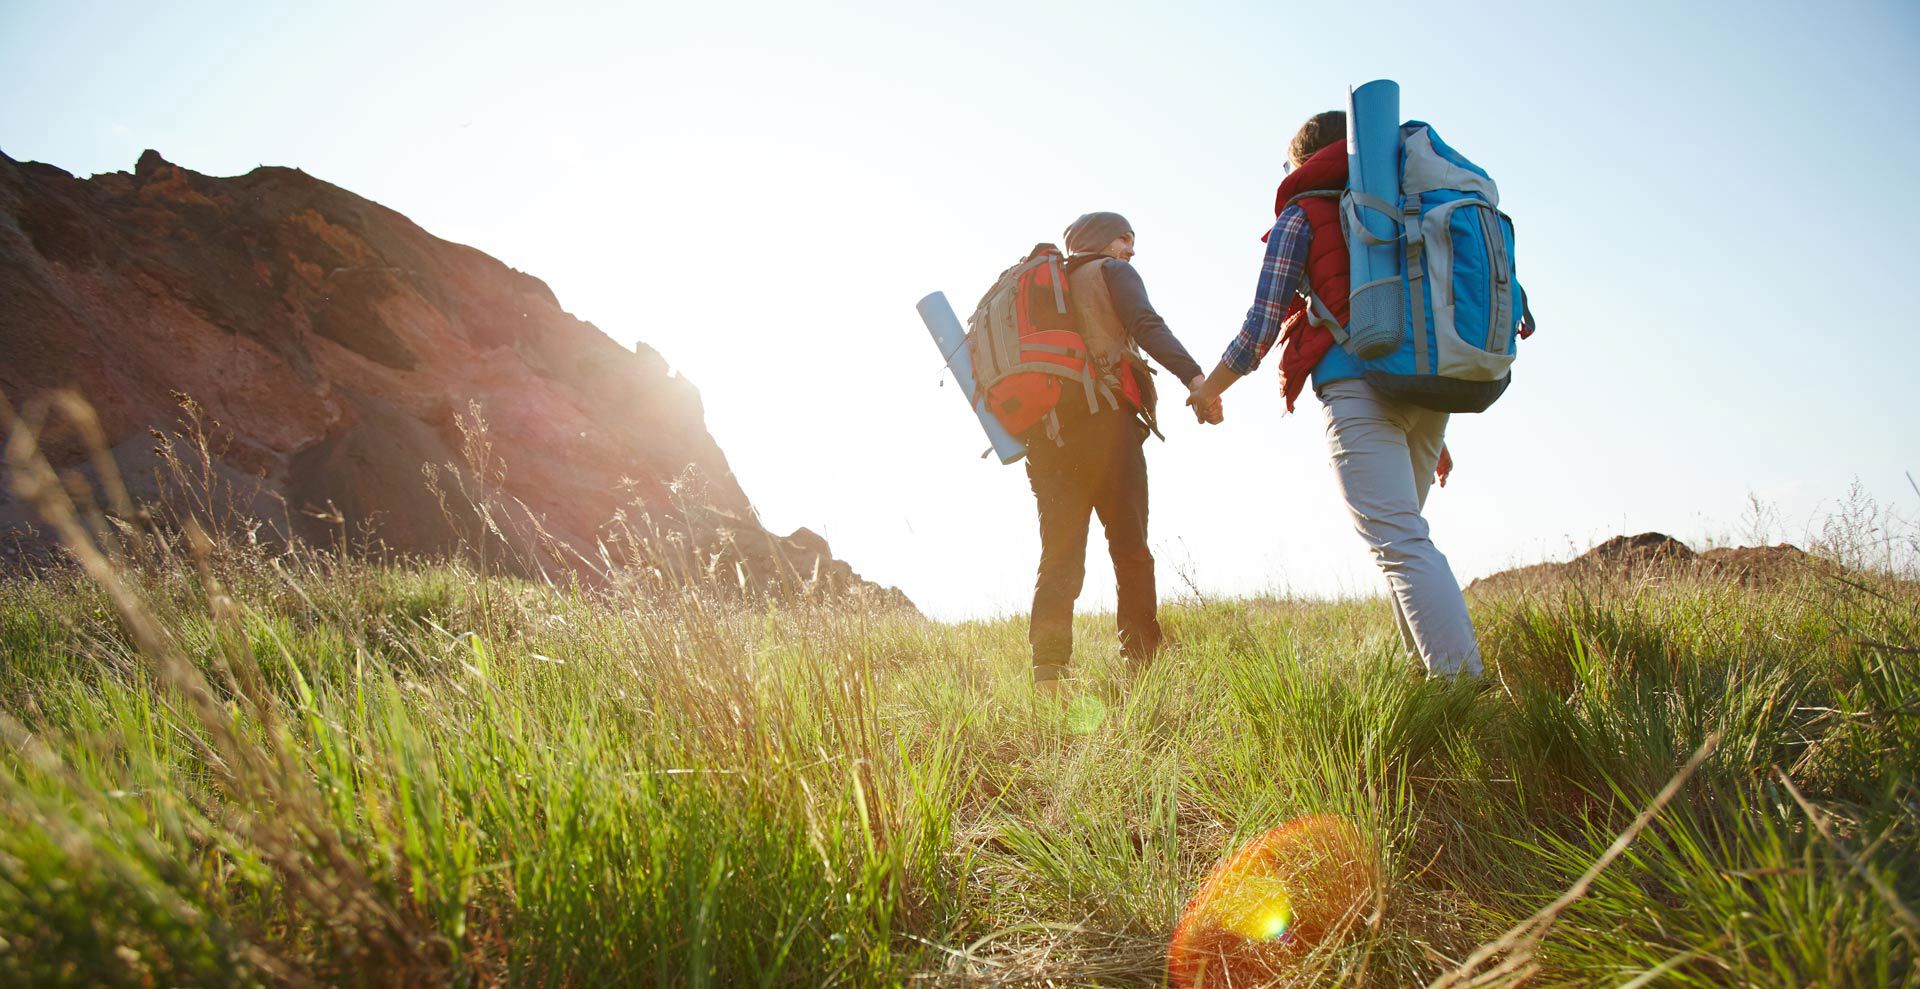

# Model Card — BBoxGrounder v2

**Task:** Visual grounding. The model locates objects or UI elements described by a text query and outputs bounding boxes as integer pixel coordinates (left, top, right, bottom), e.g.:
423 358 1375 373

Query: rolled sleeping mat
917 291 1027 465
1344 79 1405 359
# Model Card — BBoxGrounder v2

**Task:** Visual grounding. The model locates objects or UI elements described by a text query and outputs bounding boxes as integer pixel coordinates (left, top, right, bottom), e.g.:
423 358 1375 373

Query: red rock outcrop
0 149 903 605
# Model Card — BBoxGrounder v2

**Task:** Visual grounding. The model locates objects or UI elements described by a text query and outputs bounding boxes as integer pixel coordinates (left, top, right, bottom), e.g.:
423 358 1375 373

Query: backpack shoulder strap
1276 195 1350 347
1281 189 1341 212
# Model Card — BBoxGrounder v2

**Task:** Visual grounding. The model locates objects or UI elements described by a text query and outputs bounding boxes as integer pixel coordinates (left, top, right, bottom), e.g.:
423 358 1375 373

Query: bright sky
5 1 1917 619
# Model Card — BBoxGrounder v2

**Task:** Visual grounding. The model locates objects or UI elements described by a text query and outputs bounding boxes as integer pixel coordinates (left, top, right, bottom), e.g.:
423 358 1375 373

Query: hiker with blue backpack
1186 91 1533 677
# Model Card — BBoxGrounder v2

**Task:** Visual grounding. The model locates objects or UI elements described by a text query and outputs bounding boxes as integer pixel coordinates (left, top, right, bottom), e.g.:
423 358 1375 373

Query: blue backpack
1340 122 1534 413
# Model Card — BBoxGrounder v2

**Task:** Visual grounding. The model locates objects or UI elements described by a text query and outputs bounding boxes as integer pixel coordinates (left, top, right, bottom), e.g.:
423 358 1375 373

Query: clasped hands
1185 375 1223 425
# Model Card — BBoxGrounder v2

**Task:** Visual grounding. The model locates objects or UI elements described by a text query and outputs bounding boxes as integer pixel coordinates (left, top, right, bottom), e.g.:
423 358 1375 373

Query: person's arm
1192 360 1245 407
1099 261 1204 391
1188 210 1311 416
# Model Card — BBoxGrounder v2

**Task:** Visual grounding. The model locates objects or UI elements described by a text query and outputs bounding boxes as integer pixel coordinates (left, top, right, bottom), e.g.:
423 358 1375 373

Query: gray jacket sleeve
1101 261 1204 384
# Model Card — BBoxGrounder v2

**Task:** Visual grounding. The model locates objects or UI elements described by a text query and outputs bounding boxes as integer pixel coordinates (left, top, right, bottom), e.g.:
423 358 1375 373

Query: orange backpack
965 243 1118 439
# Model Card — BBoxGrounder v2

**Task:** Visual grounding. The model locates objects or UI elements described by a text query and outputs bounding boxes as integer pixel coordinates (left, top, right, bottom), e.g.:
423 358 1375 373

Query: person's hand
1436 444 1453 488
1188 393 1223 425
1185 375 1223 425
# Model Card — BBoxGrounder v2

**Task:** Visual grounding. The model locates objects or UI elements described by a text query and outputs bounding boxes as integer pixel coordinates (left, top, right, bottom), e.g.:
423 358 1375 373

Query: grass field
3 527 1917 987
1 408 1917 987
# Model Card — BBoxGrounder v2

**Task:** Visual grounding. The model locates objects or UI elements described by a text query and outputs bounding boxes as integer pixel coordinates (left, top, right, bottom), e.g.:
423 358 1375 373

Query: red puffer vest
1263 141 1350 410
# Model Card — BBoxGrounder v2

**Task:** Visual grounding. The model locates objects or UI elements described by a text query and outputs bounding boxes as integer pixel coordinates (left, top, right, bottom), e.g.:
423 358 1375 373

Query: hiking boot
1033 660 1069 701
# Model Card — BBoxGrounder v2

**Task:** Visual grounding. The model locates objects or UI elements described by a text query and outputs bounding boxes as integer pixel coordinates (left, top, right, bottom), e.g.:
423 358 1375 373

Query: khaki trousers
1318 379 1482 676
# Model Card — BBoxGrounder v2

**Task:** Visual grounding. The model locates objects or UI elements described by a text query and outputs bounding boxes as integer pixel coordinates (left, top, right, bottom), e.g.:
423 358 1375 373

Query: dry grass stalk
1426 733 1722 989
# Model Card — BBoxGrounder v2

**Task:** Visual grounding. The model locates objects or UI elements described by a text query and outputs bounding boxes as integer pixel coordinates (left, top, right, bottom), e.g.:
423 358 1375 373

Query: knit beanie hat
1063 211 1133 256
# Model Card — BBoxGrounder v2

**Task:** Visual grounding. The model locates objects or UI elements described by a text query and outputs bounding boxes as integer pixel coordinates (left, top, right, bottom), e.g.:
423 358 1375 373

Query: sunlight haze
4 0 1916 618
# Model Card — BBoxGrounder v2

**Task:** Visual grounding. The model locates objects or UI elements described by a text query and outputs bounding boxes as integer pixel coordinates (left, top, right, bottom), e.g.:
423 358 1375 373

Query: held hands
1185 375 1223 425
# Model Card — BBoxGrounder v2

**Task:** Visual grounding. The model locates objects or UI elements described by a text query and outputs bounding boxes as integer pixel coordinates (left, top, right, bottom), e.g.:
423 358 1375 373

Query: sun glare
1169 814 1377 988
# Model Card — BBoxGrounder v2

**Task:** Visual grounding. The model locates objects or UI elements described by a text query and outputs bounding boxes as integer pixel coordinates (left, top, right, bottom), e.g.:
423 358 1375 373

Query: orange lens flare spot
1168 815 1378 988
1206 874 1292 941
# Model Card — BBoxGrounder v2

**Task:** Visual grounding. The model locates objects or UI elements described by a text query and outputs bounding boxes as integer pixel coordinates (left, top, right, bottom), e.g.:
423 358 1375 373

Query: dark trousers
1025 409 1161 681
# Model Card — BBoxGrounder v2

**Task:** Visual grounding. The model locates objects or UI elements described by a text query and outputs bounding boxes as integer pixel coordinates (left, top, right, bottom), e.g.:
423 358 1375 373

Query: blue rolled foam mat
1345 79 1405 359
917 291 1027 464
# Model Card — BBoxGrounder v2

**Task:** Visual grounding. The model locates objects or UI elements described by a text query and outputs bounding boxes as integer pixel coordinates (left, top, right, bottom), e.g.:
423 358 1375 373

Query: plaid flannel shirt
1221 207 1311 376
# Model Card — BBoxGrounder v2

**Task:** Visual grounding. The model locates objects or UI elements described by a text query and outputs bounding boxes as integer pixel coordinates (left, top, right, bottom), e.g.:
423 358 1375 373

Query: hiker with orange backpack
1003 212 1217 695
1187 104 1533 678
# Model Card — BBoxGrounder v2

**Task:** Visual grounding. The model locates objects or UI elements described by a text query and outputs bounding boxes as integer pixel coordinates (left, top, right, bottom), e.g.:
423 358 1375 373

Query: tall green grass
3 546 1915 987
1 397 1915 986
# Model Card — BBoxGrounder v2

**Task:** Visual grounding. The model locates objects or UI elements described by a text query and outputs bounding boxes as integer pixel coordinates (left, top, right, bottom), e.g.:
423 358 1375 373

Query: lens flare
1065 693 1107 734
1168 814 1377 988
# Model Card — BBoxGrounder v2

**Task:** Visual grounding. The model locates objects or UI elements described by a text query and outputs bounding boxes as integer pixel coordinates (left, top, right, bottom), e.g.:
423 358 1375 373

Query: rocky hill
1466 531 1825 595
0 149 903 605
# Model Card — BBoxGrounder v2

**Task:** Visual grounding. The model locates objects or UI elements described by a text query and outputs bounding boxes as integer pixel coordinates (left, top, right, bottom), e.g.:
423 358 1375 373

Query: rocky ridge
0 149 904 606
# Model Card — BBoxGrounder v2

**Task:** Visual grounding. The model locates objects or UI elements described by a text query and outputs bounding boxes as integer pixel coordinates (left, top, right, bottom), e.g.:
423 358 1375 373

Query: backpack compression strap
1004 342 1120 415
